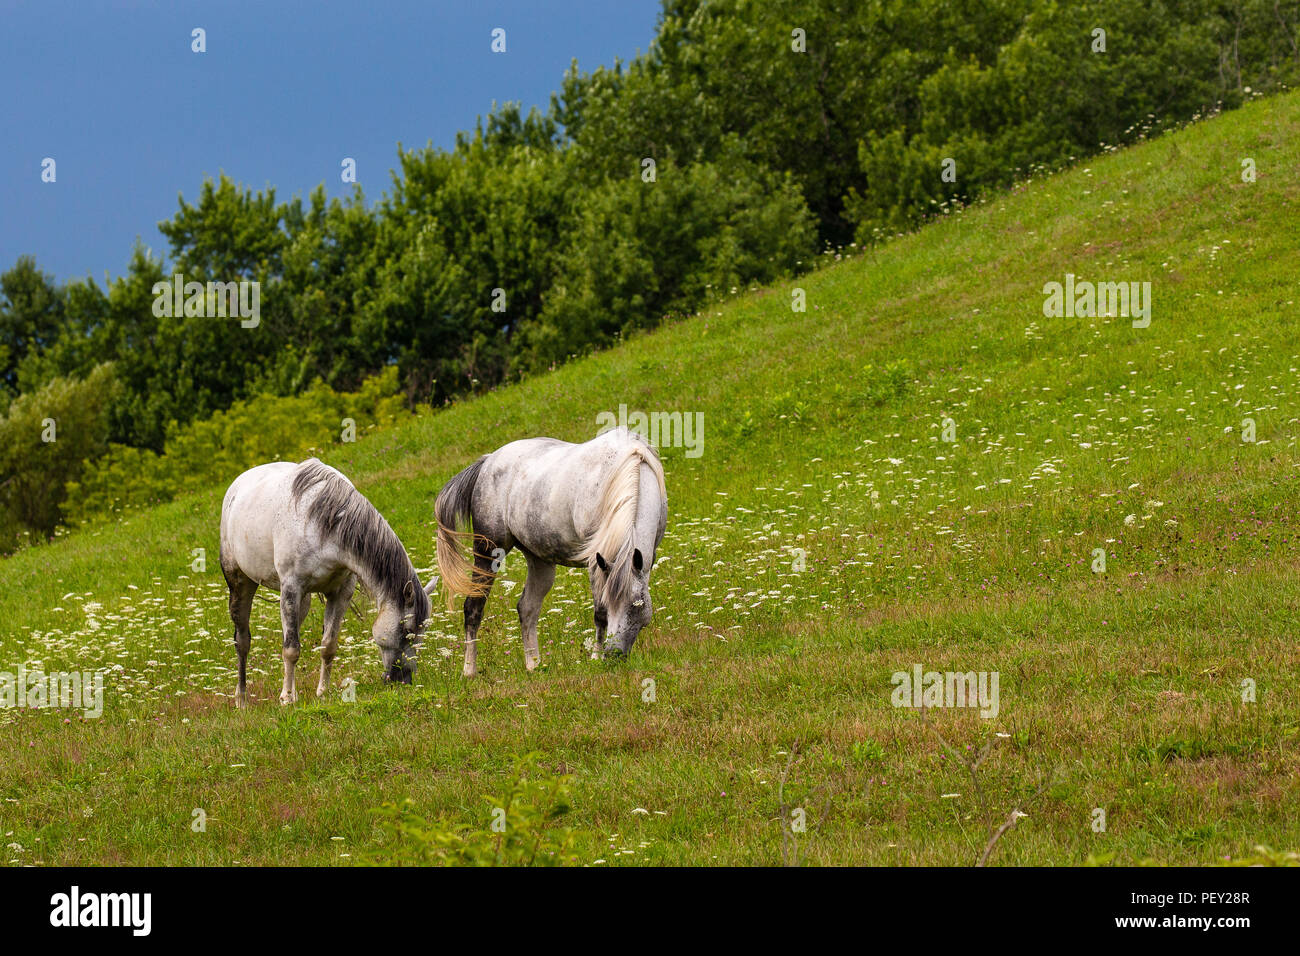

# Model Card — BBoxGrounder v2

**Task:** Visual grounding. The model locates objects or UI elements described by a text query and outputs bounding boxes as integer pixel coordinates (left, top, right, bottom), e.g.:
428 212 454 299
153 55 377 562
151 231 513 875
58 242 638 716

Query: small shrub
63 366 406 526
857 359 915 406
363 753 583 867
0 363 120 548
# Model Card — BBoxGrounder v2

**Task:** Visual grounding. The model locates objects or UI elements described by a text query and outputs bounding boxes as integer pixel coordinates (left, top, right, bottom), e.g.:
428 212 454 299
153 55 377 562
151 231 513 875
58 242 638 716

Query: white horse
220 458 436 707
435 428 667 677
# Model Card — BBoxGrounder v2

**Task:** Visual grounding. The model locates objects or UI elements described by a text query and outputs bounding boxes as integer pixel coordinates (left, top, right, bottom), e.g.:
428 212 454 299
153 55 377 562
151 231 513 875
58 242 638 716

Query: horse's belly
227 525 281 587
506 510 582 565
516 541 585 567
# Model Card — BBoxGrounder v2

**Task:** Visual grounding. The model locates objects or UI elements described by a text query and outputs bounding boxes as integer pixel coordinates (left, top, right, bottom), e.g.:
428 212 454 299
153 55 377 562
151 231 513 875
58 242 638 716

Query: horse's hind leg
317 576 355 698
224 566 257 708
462 547 499 678
279 585 307 705
517 554 556 672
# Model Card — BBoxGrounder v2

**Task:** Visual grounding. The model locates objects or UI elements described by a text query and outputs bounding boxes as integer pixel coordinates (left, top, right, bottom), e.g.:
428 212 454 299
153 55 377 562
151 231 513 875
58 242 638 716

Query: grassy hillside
2 91 1298 866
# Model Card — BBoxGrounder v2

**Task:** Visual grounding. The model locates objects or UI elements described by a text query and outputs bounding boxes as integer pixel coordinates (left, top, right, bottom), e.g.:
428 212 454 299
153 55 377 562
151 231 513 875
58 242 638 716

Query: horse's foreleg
279 586 305 704
318 579 354 697
593 604 608 660
589 568 608 661
518 556 555 672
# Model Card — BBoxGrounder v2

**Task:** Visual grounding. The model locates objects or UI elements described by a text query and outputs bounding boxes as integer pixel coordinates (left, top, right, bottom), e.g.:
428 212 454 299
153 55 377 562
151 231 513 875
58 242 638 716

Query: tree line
2 0 1297 548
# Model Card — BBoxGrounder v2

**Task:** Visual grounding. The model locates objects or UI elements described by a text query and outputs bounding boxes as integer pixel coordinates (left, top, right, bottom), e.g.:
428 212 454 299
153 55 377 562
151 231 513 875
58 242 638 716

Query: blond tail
434 457 493 611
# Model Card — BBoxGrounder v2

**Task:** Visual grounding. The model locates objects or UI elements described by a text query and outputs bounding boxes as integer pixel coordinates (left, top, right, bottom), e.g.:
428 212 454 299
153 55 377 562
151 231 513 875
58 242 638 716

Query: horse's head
374 576 437 683
595 548 653 659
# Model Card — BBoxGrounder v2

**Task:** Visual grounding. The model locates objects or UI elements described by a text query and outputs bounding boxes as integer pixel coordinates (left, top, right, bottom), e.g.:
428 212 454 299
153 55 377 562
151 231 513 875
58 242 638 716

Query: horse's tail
434 456 491 611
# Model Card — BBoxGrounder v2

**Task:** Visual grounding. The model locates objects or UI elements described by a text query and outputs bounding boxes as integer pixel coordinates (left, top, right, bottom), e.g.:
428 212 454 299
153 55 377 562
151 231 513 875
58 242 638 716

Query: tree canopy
2 0 1297 548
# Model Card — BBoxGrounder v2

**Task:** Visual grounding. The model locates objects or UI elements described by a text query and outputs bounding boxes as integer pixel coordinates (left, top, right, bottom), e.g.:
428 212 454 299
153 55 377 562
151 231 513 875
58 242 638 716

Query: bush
858 359 916 406
0 364 120 549
363 754 583 866
62 366 406 526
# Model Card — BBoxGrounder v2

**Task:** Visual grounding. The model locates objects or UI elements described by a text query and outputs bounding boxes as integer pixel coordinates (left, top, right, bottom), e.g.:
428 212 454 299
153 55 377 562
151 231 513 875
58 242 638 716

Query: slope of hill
1 92 1297 866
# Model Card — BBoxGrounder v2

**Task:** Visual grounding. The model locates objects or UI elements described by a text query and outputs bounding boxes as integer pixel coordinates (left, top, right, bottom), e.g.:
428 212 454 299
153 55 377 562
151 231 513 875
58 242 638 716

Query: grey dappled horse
219 458 436 706
435 428 668 677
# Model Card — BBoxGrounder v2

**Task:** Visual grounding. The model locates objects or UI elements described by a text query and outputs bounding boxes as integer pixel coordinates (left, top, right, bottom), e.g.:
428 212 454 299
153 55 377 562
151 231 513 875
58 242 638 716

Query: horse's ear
423 576 439 598
633 548 644 573
595 553 609 573
404 579 416 606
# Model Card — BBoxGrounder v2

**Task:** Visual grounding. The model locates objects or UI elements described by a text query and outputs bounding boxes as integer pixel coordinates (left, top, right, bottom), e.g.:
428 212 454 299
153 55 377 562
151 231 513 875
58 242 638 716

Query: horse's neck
630 462 661 549
349 559 390 606
340 530 406 607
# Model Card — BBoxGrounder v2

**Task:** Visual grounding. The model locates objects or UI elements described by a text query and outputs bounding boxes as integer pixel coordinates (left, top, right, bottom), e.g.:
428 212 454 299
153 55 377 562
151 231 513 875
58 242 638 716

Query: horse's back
474 431 659 564
222 461 297 518
485 431 647 479
487 436 572 469
220 460 301 580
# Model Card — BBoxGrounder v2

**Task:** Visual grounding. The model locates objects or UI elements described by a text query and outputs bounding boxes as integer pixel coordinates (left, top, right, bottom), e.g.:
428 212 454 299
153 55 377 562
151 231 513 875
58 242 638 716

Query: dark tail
434 457 491 611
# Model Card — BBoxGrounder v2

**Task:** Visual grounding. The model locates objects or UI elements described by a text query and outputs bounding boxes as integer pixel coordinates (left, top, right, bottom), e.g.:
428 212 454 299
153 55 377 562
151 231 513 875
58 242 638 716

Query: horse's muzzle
385 666 414 685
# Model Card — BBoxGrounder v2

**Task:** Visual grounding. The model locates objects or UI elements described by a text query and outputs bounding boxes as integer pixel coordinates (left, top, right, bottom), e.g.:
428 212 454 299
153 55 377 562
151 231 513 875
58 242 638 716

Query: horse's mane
290 459 424 614
577 432 666 606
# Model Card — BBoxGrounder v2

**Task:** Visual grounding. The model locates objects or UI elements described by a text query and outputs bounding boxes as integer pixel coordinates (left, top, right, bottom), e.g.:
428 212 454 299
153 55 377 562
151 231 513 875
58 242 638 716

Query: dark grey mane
290 459 425 615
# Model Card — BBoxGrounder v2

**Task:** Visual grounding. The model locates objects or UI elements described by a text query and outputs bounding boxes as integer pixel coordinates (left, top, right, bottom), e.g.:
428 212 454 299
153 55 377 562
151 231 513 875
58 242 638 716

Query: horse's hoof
279 692 298 705
316 685 328 698
462 666 477 679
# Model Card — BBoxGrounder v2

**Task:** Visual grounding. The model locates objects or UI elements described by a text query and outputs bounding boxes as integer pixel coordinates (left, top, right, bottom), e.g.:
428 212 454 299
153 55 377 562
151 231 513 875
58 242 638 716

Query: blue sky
0 0 663 284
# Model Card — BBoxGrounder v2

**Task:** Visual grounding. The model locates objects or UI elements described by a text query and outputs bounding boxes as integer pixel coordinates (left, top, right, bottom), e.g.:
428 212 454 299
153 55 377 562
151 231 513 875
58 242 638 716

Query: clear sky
0 0 664 284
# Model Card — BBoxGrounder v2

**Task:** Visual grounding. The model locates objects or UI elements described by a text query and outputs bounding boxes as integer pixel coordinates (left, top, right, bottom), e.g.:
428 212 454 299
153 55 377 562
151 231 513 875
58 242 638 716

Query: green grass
2 92 1299 866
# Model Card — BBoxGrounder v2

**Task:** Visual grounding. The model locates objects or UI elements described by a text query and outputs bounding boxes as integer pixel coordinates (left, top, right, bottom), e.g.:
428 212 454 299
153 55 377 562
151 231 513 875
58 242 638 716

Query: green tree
0 363 120 547
514 153 815 372
0 256 66 396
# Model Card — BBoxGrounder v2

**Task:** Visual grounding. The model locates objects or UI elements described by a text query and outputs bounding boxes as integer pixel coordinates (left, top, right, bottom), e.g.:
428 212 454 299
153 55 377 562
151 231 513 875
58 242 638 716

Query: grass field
2 91 1298 866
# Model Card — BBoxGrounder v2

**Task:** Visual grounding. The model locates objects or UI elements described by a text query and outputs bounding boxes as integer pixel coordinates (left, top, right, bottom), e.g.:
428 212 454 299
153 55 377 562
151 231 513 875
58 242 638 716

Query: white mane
577 434 666 605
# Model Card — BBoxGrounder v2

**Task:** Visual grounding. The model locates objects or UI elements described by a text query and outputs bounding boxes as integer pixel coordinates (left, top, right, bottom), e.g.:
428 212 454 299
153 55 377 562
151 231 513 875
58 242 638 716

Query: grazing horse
435 428 668 677
219 458 436 707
